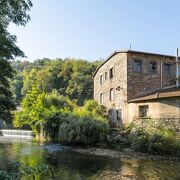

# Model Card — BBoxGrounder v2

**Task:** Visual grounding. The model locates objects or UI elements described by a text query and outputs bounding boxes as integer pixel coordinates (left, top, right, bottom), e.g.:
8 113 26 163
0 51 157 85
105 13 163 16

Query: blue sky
9 0 180 61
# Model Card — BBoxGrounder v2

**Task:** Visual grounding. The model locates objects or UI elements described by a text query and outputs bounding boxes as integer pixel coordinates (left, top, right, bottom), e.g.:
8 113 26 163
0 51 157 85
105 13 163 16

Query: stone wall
127 53 176 100
94 51 178 126
133 118 180 132
94 53 128 124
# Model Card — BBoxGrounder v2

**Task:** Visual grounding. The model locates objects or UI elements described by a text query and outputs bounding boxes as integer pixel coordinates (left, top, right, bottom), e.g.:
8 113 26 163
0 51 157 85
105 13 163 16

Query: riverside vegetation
107 119 180 156
0 0 178 157
0 162 55 180
12 59 108 146
0 0 179 168
0 0 179 178
6 59 180 157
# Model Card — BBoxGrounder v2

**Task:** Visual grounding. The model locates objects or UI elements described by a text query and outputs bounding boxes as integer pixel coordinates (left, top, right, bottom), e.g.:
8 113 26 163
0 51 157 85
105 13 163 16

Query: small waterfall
0 129 34 139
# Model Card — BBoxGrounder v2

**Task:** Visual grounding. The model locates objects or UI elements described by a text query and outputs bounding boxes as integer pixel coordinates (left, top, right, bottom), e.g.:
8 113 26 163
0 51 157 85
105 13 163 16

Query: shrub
130 127 180 156
58 115 108 145
73 99 107 120
0 163 54 179
107 120 180 156
106 128 131 150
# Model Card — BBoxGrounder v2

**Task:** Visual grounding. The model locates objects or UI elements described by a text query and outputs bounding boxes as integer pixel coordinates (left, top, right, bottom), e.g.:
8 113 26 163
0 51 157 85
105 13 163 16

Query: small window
164 63 172 76
100 93 103 104
149 62 157 73
109 88 114 101
109 68 113 78
178 65 180 76
117 109 122 121
105 72 108 80
100 75 103 85
139 105 149 118
133 59 142 73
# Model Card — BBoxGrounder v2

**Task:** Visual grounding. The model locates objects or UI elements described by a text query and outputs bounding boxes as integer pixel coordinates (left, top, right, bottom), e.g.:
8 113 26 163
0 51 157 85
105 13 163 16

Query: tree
0 0 32 123
11 58 101 106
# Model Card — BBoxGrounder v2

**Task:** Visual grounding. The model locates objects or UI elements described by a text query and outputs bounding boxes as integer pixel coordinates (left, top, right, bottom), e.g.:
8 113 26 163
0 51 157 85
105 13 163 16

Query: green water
0 138 180 180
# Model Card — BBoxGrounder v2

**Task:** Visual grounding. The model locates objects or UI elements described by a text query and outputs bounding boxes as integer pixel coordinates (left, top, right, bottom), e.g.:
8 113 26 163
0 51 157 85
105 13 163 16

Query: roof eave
93 50 175 78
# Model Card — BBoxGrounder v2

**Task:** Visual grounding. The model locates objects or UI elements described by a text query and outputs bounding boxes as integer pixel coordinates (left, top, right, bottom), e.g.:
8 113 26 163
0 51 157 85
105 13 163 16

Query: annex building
93 50 180 126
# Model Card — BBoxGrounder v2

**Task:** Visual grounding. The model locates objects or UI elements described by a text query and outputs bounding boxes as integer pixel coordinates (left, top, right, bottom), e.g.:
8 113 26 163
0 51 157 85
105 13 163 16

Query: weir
0 129 34 139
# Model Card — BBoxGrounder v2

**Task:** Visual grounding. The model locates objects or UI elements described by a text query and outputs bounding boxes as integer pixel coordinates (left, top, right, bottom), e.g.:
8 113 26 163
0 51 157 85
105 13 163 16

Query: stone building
93 50 180 126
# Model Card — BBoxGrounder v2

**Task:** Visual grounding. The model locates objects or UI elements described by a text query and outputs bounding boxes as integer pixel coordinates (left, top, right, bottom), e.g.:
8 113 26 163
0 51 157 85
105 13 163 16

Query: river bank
71 147 180 161
0 136 179 161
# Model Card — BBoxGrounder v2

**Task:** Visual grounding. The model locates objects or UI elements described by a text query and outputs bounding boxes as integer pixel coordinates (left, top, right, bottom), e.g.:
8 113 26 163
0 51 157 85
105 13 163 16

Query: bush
107 128 130 150
58 115 108 146
0 162 55 180
106 121 180 156
130 127 180 156
73 99 107 120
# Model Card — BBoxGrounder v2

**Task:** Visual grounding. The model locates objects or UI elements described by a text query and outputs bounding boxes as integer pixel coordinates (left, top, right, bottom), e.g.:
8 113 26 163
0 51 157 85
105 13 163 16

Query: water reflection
0 138 180 180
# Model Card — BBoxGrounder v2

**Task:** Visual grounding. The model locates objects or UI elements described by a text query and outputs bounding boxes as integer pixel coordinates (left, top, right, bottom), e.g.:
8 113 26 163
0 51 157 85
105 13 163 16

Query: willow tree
0 0 32 123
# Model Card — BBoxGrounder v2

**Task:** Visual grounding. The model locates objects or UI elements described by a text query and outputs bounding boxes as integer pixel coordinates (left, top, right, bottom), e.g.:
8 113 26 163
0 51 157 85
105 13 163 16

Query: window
117 109 122 121
109 68 113 78
164 63 172 76
105 72 108 80
178 65 180 76
100 75 103 85
149 62 157 73
139 105 149 118
133 59 142 73
100 93 103 104
109 88 114 101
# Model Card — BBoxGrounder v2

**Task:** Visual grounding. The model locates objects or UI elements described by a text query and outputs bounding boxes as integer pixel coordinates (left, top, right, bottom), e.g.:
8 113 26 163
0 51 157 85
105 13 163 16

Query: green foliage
14 89 72 131
73 99 107 120
0 0 32 123
44 90 75 111
130 127 180 155
0 171 11 180
0 59 16 122
0 162 54 180
108 120 180 156
58 115 108 145
12 57 106 145
11 58 101 106
14 87 108 145
107 128 130 150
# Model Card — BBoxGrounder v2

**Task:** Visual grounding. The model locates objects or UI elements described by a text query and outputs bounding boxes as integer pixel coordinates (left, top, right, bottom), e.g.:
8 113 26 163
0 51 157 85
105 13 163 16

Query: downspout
160 56 165 88
176 48 179 88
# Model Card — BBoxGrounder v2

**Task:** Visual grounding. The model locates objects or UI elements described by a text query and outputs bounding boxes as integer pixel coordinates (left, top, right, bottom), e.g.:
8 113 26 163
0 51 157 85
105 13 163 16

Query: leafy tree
0 0 33 123
12 58 101 106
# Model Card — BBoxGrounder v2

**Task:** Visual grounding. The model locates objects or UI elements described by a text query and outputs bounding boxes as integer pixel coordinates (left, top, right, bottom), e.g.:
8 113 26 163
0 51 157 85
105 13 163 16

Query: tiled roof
128 86 180 102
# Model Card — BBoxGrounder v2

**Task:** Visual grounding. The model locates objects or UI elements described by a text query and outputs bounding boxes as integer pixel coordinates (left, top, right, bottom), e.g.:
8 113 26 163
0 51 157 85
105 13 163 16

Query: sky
9 0 180 61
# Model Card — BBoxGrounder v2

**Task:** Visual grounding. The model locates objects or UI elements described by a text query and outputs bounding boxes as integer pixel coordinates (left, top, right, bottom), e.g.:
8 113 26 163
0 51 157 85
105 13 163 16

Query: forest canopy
11 58 102 106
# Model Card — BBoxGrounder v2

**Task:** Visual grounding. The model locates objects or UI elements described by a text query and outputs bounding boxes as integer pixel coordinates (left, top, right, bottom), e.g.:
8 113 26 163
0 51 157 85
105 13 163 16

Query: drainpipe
160 56 165 88
176 48 179 88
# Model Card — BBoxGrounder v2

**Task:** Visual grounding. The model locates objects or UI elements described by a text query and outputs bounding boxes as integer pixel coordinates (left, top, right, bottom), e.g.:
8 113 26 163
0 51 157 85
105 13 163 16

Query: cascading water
0 129 34 139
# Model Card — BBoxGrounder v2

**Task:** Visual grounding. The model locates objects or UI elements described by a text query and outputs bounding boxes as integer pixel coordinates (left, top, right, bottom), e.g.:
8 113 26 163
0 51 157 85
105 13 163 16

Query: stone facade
94 52 128 126
94 50 178 125
127 53 176 100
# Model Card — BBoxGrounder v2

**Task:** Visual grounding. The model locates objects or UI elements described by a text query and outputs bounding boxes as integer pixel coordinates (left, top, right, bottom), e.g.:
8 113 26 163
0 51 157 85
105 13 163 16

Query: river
0 137 180 180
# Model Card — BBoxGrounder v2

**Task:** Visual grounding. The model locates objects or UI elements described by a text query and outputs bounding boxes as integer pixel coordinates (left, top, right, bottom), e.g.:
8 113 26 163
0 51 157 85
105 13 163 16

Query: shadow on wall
108 109 122 128
159 98 180 108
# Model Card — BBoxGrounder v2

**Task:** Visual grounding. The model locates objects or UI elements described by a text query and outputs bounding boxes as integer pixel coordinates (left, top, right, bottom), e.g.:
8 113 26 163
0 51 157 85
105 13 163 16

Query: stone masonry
93 50 177 125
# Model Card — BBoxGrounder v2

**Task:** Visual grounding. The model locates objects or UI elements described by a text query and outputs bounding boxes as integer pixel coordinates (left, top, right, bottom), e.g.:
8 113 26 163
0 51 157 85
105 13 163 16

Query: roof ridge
93 50 175 78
